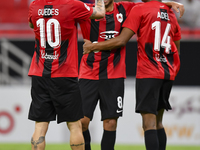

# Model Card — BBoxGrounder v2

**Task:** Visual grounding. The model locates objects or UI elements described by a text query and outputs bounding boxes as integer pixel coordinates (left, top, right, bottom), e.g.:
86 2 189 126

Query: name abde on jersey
157 9 169 21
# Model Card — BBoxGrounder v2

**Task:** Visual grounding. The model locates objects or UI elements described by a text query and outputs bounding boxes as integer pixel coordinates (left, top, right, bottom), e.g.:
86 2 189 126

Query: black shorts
28 76 83 124
135 78 173 115
79 78 124 121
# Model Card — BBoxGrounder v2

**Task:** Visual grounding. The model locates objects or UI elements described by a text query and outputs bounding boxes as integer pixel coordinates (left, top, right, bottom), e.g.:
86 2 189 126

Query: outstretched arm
163 1 185 18
90 0 105 19
83 27 135 54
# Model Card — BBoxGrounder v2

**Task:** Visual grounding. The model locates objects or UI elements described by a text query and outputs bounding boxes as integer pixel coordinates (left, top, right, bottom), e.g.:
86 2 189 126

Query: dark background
6 40 200 86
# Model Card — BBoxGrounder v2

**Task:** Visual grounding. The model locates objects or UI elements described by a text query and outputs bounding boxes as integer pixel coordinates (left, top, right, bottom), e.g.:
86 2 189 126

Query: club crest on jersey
157 9 170 21
116 13 123 23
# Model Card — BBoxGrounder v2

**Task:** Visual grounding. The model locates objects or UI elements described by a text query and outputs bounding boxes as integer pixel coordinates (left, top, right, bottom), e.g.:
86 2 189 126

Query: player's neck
105 2 114 12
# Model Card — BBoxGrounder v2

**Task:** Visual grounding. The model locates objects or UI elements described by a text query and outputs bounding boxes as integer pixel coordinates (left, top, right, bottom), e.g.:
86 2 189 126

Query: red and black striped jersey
123 1 181 80
28 0 93 78
79 2 140 80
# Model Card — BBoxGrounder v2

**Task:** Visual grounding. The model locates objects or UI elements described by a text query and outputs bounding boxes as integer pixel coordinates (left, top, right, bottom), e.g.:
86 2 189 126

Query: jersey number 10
37 18 61 48
152 21 171 54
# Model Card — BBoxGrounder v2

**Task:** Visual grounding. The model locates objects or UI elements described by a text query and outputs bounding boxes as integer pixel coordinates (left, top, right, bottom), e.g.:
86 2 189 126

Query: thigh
136 78 163 115
79 79 99 121
99 78 124 121
49 77 84 123
157 80 173 111
28 76 56 122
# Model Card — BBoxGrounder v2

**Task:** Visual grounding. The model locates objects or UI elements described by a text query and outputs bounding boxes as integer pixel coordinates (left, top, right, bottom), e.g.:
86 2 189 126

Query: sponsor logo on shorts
116 109 123 113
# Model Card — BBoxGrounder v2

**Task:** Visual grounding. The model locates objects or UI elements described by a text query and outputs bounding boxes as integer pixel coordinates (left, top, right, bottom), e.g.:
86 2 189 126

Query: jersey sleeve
118 1 143 17
122 5 142 33
28 1 35 23
72 0 93 21
173 21 181 41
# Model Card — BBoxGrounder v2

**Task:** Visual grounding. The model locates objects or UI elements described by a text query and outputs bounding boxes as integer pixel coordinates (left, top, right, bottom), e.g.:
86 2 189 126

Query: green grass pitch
0 143 200 150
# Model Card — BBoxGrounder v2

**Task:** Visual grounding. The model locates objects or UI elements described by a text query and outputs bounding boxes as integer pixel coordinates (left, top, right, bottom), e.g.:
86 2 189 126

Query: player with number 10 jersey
28 0 93 78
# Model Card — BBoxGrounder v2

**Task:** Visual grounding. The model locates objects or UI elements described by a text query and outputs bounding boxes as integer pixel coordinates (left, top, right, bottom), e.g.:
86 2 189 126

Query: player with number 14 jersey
123 1 181 80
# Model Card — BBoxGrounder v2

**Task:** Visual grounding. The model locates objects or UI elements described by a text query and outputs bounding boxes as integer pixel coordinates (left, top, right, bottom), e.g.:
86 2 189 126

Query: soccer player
27 0 105 149
79 0 183 150
83 0 181 150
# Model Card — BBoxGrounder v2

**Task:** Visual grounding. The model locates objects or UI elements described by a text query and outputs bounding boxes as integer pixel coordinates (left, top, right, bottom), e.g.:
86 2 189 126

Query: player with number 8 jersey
82 0 182 149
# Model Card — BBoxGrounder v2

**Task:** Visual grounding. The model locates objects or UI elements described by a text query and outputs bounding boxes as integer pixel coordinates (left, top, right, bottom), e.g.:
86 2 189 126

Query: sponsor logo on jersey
157 9 170 21
116 13 123 23
41 51 59 60
155 54 167 62
84 3 90 11
100 31 119 40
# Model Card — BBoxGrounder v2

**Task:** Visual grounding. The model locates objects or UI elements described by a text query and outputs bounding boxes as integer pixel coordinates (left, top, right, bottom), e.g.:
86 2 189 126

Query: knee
33 122 49 137
141 113 156 131
80 116 90 131
156 121 164 129
142 121 156 131
67 120 82 132
103 118 118 131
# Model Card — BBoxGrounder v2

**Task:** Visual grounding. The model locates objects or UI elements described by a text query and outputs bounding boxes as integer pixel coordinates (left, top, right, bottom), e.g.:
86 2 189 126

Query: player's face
104 0 114 8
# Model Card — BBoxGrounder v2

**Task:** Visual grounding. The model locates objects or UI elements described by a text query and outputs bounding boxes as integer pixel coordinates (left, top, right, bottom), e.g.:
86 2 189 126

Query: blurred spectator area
0 0 33 39
0 0 200 40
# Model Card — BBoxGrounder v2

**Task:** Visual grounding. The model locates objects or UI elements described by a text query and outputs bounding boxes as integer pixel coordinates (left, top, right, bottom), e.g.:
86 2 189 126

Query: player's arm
174 40 180 55
29 22 34 29
83 27 134 54
163 1 185 18
90 0 105 19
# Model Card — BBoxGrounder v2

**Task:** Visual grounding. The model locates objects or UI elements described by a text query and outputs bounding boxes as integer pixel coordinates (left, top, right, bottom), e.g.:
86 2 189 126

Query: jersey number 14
152 21 171 54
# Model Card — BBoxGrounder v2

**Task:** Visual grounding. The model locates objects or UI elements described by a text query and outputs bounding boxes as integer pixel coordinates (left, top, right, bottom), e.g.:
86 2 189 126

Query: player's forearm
90 0 105 19
91 37 126 51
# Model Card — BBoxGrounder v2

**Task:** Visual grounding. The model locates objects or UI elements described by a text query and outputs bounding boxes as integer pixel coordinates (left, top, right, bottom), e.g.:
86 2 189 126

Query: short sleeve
72 0 93 21
122 5 142 33
28 1 35 23
173 22 181 41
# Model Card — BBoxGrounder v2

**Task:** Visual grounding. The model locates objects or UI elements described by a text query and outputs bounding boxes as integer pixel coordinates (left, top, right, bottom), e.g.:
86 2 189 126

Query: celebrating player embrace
83 0 182 150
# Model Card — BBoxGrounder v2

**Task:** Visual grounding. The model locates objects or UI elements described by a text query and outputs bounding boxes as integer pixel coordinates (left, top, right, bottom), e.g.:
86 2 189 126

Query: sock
144 130 159 150
101 130 116 150
83 130 91 150
157 128 167 150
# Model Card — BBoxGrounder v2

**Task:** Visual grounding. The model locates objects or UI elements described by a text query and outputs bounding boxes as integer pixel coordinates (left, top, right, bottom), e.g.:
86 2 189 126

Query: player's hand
83 39 93 54
172 2 185 18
